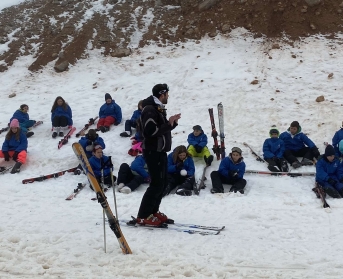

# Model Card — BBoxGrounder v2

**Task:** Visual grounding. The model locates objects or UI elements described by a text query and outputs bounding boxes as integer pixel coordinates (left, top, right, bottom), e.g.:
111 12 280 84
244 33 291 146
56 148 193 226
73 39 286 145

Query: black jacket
140 96 177 152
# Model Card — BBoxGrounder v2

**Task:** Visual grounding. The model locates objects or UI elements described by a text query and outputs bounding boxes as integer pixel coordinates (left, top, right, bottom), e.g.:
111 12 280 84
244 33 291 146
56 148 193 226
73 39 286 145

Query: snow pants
187 145 211 158
283 147 314 164
0 150 27 164
117 163 144 191
137 150 168 219
210 170 246 193
20 120 36 134
52 116 68 128
97 116 116 128
124 119 137 134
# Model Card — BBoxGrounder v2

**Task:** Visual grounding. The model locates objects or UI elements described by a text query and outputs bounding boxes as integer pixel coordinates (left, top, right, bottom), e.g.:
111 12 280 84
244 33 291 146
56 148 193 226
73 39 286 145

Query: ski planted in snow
208 108 220 160
58 127 76 149
194 166 208 195
313 183 330 209
66 183 87 200
76 116 99 137
245 169 315 177
0 126 9 135
0 165 14 175
22 166 80 184
217 102 225 160
72 142 132 254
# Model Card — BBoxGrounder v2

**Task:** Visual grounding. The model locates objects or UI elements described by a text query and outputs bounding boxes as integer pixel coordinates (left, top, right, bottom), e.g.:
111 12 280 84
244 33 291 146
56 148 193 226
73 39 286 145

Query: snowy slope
1 29 343 278
0 0 30 11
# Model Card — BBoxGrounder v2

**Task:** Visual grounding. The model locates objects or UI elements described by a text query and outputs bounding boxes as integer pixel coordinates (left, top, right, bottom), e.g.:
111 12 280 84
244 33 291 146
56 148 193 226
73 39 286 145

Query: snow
0 0 31 12
1 29 343 278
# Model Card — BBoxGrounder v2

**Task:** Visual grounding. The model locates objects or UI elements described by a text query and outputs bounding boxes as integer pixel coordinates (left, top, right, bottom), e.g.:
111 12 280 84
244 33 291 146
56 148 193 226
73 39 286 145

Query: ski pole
100 168 107 253
110 169 118 218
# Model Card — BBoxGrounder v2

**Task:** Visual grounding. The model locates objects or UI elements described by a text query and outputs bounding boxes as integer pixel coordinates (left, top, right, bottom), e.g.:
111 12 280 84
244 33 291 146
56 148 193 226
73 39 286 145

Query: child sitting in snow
210 147 246 194
10 104 36 138
164 145 195 197
262 127 288 172
120 100 143 137
187 125 213 166
78 129 105 158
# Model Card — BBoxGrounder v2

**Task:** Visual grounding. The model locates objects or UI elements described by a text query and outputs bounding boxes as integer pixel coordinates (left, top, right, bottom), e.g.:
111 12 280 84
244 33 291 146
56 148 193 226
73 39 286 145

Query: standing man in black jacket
136 83 181 226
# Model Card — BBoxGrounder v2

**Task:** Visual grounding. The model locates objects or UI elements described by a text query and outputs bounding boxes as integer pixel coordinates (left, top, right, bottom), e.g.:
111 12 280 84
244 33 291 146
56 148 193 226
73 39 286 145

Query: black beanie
87 129 97 140
193 125 202 131
105 93 112 101
290 121 300 129
152 84 169 97
325 145 335 157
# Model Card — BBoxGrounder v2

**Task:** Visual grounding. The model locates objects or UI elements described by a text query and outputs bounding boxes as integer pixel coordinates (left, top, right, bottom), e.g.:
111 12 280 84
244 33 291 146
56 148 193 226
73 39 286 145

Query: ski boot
153 211 174 224
10 162 22 174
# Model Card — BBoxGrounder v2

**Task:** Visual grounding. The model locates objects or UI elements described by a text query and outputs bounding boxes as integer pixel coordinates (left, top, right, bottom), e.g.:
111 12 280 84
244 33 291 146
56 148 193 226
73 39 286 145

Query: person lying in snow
210 147 246 194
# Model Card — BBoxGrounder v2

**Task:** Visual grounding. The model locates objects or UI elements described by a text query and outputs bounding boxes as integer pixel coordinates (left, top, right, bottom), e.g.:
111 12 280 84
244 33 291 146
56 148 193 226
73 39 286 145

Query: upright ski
66 183 87 200
217 103 225 160
22 166 80 184
194 166 208 195
72 142 132 254
208 108 220 160
58 127 76 149
76 116 98 137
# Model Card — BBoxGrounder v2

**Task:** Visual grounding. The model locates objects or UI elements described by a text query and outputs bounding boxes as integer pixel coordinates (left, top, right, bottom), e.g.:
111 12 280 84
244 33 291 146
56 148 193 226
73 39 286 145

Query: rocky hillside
0 0 342 72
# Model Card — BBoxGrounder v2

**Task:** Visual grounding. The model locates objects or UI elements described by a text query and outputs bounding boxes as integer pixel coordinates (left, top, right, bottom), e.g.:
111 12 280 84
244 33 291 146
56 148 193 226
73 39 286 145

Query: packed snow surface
1 29 343 278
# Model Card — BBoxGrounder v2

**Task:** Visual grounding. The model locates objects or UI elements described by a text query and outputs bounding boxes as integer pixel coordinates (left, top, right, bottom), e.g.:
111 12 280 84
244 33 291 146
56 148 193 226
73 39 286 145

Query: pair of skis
208 103 225 160
0 120 43 135
58 127 76 149
22 166 80 184
75 116 98 137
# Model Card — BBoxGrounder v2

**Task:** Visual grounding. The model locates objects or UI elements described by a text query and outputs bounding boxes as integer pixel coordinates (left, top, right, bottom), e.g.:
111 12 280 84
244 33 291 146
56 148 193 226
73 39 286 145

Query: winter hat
290 121 300 129
325 144 335 157
152 83 169 97
105 93 112 101
231 147 242 155
87 129 97 140
193 125 202 131
269 128 279 137
10 119 19 128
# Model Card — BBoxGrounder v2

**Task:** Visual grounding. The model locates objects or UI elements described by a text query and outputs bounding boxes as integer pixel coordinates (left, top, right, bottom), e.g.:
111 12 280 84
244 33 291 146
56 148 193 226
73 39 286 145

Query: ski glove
194 145 203 153
229 170 238 178
311 146 320 158
3 151 9 161
176 162 184 170
328 178 337 187
12 152 19 162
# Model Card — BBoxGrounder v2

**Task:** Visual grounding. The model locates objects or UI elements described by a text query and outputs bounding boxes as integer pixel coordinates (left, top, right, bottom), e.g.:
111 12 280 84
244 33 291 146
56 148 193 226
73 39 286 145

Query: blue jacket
218 155 246 179
167 152 195 176
187 131 208 148
89 155 112 177
99 101 122 123
130 155 149 179
316 157 343 184
332 128 343 157
10 110 29 123
51 105 73 126
130 109 141 124
279 128 315 151
79 136 105 158
263 138 285 159
2 131 28 152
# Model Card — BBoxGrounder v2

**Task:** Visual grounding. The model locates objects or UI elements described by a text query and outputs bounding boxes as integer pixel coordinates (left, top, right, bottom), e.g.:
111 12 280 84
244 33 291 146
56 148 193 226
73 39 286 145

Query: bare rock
272 43 280 49
292 54 297 58
110 49 131 58
222 24 231 32
199 0 221 12
304 0 321 7
251 80 259 85
54 60 69 72
316 95 325 102
9 93 16 98
328 73 334 78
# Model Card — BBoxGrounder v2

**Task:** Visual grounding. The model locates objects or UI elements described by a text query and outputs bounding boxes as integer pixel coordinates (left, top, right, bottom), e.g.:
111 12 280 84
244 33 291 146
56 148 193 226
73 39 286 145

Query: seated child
187 125 213 166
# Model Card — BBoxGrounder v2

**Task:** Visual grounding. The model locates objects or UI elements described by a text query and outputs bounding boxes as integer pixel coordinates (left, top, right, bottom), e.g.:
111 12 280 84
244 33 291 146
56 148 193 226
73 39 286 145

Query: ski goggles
231 147 242 154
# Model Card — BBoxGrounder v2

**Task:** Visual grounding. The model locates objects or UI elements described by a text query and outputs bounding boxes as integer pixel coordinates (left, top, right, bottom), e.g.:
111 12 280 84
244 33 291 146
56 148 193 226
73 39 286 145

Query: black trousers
210 171 246 193
117 163 144 191
164 173 195 196
283 147 313 164
265 158 289 172
52 116 68 128
137 150 168 218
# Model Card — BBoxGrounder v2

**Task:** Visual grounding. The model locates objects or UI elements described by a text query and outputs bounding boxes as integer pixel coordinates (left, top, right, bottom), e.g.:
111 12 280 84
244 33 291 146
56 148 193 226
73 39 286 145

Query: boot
59 131 64 137
10 162 22 174
120 131 131 137
210 188 223 194
324 187 341 199
268 164 280 172
292 161 302 169
52 132 58 138
280 160 289 172
153 211 174 224
26 131 34 138
119 186 131 194
176 188 192 196
301 158 313 166
204 155 213 166
136 214 163 227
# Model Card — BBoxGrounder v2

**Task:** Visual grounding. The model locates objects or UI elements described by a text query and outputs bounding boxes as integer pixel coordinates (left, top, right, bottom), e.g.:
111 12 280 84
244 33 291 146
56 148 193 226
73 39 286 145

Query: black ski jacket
140 95 177 152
